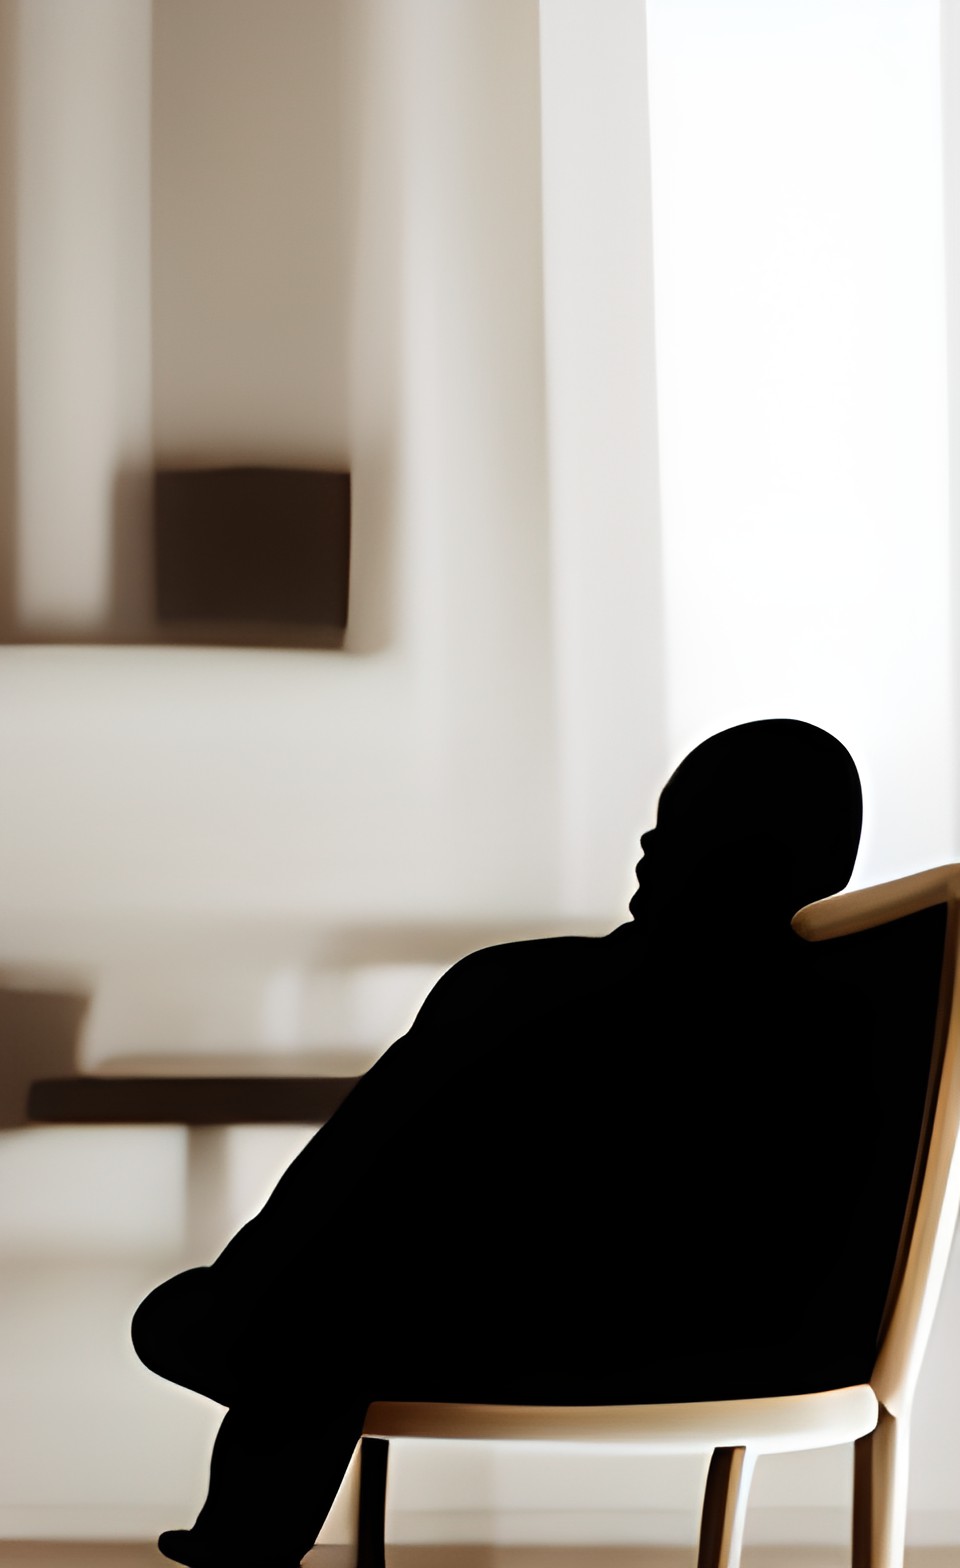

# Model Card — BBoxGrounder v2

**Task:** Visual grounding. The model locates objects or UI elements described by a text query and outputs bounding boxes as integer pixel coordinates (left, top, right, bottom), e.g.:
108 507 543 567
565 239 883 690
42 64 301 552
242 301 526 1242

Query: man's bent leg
158 1394 371 1568
132 1267 239 1408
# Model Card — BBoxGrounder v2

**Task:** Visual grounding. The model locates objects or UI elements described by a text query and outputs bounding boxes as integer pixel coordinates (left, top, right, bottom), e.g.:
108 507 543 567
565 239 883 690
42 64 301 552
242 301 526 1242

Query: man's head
630 718 863 922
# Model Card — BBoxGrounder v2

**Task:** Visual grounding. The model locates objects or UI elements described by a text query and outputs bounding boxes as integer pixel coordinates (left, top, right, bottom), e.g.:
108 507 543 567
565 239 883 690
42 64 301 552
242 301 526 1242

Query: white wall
0 0 641 1543
1 0 561 949
0 0 567 1041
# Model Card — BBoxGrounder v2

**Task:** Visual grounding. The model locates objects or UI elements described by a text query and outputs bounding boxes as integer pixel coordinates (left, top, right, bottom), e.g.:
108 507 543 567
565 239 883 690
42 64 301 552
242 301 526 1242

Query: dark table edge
26 1075 361 1126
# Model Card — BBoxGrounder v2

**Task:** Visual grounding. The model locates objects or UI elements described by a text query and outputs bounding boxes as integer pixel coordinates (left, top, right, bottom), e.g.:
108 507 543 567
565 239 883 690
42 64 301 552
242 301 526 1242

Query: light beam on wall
646 0 953 882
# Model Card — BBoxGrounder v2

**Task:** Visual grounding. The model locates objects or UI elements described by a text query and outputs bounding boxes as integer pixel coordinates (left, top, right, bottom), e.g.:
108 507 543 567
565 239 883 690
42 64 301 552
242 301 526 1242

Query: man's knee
132 1266 234 1404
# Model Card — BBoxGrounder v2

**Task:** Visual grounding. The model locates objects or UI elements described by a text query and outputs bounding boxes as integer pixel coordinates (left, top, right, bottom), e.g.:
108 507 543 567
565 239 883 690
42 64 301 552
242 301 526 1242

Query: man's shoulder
449 932 602 980
424 932 608 1018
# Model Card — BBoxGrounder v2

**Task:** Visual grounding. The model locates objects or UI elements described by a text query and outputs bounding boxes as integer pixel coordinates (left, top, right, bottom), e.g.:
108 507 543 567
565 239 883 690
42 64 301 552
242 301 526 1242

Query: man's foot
158 1526 304 1567
157 1532 207 1567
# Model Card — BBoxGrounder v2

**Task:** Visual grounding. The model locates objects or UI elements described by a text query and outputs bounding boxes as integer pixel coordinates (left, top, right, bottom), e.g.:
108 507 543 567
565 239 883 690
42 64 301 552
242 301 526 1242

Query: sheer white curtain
640 0 954 885
539 0 956 914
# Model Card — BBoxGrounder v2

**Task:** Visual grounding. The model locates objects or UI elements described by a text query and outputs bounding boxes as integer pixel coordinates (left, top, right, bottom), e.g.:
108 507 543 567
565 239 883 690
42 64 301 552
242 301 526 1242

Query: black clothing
132 719 942 1568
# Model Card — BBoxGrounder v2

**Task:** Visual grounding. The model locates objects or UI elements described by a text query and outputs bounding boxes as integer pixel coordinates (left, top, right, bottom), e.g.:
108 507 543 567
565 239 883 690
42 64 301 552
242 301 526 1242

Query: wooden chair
351 864 960 1568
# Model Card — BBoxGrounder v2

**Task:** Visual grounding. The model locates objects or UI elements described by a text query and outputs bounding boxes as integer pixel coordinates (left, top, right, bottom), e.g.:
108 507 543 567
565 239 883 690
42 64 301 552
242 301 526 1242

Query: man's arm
209 949 496 1284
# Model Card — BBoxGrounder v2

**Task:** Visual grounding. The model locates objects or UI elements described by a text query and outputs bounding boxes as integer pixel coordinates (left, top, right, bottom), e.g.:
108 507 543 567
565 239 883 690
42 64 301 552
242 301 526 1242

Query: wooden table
27 1074 359 1124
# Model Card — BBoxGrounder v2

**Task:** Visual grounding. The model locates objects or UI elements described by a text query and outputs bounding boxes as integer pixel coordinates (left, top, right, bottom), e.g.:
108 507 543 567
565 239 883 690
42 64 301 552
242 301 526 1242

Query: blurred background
0 0 959 1550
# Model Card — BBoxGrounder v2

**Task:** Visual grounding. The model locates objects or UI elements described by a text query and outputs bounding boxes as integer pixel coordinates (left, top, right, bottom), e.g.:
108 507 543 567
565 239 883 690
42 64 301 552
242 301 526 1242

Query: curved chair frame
353 865 960 1568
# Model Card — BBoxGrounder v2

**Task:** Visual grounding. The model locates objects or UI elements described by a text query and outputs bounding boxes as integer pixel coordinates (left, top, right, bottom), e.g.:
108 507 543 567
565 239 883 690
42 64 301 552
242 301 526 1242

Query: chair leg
356 1436 389 1568
696 1446 756 1568
853 1406 910 1568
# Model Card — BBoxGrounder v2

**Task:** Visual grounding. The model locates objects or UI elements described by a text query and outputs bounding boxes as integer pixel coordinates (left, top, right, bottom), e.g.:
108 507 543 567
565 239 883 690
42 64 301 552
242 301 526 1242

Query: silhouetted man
135 718 922 1568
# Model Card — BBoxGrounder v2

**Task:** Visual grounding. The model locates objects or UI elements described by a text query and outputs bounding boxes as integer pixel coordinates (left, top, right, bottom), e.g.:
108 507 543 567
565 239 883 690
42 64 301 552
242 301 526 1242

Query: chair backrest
793 864 960 1417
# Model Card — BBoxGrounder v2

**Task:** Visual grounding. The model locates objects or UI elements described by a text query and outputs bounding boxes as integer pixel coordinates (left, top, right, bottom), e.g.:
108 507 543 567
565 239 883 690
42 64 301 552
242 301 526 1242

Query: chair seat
364 1382 879 1455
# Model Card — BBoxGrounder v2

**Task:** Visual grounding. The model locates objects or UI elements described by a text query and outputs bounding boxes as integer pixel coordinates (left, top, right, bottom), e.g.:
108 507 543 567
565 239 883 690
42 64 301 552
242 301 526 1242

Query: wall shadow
943 0 960 856
2 0 398 656
4 458 354 650
107 460 155 642
0 0 18 642
0 984 90 1130
337 0 399 656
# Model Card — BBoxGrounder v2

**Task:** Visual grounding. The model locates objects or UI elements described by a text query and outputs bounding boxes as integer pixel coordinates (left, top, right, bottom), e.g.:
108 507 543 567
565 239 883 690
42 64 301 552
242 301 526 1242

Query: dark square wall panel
154 467 350 647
